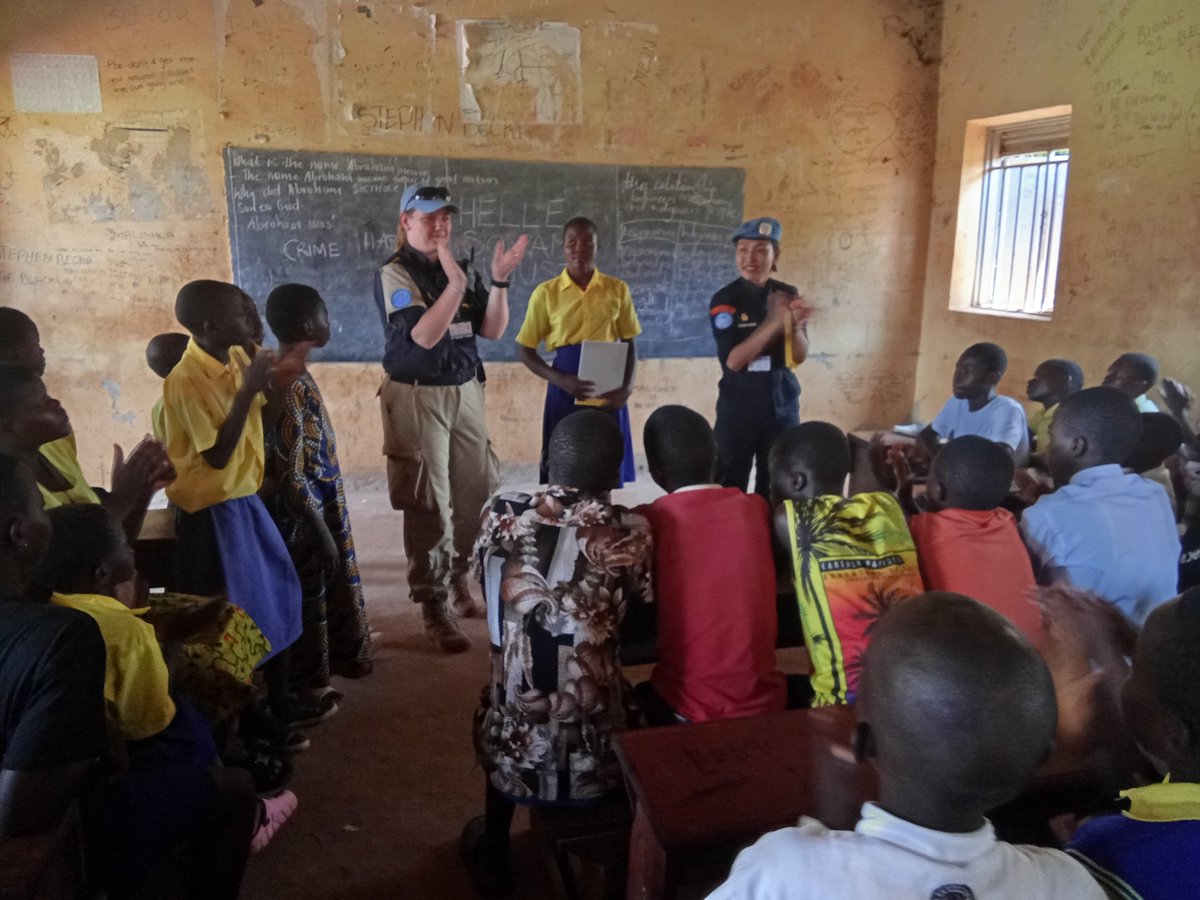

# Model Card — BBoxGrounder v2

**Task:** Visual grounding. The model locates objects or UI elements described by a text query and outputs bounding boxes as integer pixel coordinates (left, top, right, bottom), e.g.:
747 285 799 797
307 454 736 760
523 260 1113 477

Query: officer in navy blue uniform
375 184 527 653
710 217 811 498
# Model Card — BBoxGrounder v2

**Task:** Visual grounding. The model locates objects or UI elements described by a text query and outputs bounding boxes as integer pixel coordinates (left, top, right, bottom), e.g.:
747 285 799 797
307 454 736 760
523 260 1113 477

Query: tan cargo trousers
380 376 499 606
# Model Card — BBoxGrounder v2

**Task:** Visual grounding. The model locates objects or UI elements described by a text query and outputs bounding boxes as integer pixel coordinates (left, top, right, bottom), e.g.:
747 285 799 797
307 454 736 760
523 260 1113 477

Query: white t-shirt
707 803 1105 900
930 395 1029 453
1020 464 1180 626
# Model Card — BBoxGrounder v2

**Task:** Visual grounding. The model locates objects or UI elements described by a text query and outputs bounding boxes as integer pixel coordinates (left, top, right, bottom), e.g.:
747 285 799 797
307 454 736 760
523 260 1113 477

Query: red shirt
642 487 787 722
909 507 1043 647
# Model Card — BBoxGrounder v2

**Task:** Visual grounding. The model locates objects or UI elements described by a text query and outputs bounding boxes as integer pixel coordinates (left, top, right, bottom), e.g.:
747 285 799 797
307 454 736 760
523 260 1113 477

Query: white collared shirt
707 803 1105 899
1020 463 1179 626
672 483 723 494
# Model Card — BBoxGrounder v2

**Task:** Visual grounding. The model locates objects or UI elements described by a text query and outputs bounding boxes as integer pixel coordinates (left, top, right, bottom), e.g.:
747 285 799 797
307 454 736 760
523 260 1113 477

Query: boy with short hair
146 332 190 441
1064 586 1200 898
709 593 1107 900
905 435 1042 646
771 422 923 707
263 283 373 694
1027 358 1084 454
920 342 1030 464
637 404 786 723
163 280 323 731
1021 387 1179 626
462 410 653 894
1103 351 1160 412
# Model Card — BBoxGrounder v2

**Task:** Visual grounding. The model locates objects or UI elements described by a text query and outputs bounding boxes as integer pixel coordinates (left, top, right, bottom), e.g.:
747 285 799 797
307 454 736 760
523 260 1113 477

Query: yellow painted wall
1 0 940 482
915 0 1200 418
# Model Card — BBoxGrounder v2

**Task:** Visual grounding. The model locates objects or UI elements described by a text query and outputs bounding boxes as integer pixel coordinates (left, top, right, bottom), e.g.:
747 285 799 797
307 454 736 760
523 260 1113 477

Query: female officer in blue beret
709 217 812 497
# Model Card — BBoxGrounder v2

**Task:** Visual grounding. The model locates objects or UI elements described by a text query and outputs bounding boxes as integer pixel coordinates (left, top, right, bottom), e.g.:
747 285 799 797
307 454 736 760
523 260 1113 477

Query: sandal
272 693 339 729
250 790 298 854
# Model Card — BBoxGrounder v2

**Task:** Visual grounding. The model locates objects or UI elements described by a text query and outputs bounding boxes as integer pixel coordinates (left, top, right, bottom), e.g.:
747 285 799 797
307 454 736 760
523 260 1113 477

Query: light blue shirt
931 395 1029 454
1020 464 1179 626
1135 393 1159 413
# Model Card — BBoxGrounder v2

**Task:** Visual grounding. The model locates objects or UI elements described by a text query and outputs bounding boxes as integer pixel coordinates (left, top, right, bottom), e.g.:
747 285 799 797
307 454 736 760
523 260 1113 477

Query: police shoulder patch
391 288 413 309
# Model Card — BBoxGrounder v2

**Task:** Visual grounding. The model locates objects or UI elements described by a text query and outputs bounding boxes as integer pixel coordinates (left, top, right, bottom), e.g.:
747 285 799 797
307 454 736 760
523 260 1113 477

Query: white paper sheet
577 340 629 399
10 54 102 114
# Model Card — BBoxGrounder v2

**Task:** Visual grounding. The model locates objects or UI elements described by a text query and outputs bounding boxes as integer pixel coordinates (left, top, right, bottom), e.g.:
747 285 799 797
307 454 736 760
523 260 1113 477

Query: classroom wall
914 0 1200 418
0 0 940 481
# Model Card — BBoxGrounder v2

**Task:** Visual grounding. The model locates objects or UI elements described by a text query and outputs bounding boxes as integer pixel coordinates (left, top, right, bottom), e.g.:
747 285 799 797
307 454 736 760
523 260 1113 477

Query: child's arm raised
201 351 273 470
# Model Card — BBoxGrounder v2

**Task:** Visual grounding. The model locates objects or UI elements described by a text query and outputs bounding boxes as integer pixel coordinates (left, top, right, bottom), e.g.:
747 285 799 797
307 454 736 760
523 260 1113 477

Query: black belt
386 373 474 388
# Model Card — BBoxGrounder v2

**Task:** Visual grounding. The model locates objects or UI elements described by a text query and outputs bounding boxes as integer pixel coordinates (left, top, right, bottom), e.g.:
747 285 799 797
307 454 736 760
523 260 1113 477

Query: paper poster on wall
10 54 102 114
456 21 582 125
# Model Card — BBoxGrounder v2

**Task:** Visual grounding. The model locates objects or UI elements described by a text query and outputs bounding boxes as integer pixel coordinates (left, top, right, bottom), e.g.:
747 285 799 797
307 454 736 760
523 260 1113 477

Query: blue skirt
541 343 636 486
174 494 301 664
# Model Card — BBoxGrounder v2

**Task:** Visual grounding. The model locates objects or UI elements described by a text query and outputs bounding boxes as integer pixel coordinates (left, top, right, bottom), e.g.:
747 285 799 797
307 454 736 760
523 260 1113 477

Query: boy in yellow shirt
515 217 641 485
163 280 328 736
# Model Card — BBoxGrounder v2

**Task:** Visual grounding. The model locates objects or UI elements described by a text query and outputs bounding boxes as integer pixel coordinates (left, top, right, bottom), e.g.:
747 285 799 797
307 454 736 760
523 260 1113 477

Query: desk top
615 706 1098 852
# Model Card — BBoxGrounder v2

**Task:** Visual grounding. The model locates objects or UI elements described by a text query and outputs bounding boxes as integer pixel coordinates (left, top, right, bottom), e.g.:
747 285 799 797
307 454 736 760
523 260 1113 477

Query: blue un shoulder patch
391 288 413 309
713 312 733 330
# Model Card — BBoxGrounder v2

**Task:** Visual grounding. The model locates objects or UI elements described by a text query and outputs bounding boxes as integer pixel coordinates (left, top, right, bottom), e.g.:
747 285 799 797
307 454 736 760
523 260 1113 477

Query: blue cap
731 217 782 243
399 184 459 215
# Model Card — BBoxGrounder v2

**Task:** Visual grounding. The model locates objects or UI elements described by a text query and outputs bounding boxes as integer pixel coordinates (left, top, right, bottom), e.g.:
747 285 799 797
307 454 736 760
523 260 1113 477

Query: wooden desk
615 706 1100 900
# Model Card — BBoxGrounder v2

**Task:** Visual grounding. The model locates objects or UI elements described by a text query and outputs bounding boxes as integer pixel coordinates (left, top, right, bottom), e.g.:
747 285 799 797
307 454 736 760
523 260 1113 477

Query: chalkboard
223 148 744 362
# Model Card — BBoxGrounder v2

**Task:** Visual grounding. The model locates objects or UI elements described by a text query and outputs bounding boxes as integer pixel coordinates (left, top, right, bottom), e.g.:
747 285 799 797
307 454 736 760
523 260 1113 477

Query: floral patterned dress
263 372 372 688
472 486 653 804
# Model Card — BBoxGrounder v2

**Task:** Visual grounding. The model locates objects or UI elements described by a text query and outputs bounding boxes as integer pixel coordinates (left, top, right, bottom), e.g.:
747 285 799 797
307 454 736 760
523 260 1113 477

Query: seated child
636 404 786 723
1103 351 1160 412
907 435 1042 646
1021 387 1179 626
1027 358 1084 455
162 280 325 739
145 332 190 441
1124 412 1184 519
709 593 1107 900
263 283 373 694
0 454 107 839
771 422 923 706
462 410 653 894
920 342 1029 464
1064 585 1200 899
0 307 47 375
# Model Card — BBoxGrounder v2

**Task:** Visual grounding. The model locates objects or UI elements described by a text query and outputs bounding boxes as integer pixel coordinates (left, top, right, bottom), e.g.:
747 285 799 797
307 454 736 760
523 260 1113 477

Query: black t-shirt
709 277 804 415
375 244 490 386
0 601 106 770
1179 518 1200 592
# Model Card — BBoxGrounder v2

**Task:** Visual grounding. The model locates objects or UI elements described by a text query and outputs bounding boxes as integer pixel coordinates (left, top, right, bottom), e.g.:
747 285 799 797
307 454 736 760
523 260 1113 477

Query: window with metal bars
971 115 1070 317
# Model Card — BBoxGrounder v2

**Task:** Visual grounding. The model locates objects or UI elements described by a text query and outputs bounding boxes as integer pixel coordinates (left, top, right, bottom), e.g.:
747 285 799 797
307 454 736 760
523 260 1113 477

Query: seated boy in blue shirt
1044 585 1200 899
919 342 1029 465
1102 351 1160 413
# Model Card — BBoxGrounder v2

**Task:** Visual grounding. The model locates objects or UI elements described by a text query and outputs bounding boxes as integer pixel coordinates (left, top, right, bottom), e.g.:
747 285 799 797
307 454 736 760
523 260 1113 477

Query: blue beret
731 217 782 243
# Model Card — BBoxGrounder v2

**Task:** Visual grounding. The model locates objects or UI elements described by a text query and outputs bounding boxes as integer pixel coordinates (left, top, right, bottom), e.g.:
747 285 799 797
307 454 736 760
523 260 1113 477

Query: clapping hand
491 235 529 282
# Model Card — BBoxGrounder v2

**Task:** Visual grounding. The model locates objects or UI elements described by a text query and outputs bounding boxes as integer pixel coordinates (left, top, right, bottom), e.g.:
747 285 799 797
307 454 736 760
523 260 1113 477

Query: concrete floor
240 475 666 900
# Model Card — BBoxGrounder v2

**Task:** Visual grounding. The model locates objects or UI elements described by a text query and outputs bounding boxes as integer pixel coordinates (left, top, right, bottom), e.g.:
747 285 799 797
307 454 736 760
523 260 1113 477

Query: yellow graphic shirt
783 492 924 706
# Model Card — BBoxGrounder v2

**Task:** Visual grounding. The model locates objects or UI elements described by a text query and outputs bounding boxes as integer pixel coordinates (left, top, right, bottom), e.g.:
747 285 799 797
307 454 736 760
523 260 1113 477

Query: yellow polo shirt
38 433 102 509
162 338 266 513
1028 403 1058 454
51 592 175 742
515 268 642 352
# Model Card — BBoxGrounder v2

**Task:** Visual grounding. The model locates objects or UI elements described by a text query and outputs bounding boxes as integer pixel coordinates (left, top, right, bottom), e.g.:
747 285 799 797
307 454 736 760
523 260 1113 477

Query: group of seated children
0 282 372 897
460 337 1193 896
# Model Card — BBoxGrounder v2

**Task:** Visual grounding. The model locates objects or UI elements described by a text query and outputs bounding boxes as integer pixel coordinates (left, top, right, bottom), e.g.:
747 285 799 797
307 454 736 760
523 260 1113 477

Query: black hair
1146 586 1200 729
1056 386 1144 464
144 333 190 379
0 365 40 413
33 504 124 595
266 283 326 343
175 279 242 333
1115 352 1160 387
1124 412 1184 473
562 216 598 239
931 435 1014 511
961 342 1008 377
864 593 1057 810
1039 358 1084 392
547 409 624 491
0 308 37 360
643 405 716 488
769 422 851 487
0 453 34 520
